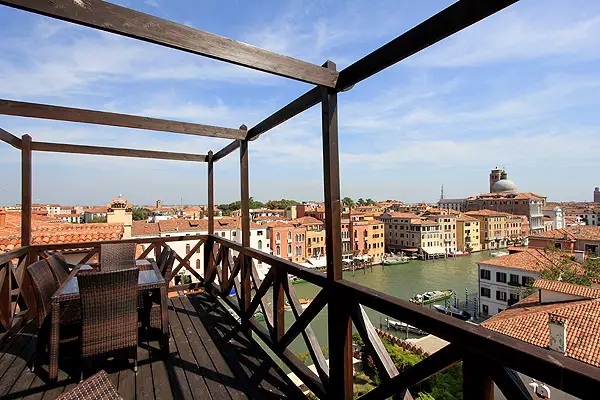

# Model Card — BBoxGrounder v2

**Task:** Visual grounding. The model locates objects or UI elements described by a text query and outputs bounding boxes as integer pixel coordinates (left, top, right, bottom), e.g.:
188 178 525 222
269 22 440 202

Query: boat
385 318 427 335
284 298 312 312
253 311 264 322
409 289 454 305
383 256 409 265
449 251 469 257
289 276 307 285
433 304 471 321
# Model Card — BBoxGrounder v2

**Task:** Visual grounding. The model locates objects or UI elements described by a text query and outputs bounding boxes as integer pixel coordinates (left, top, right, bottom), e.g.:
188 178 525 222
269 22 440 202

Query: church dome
492 179 518 193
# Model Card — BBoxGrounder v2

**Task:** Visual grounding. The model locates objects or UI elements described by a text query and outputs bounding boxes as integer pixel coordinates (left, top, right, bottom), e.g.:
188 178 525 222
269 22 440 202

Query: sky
1 0 600 206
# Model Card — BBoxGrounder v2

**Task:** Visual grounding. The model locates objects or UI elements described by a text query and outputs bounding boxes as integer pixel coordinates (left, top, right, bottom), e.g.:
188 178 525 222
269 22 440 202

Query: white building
477 249 562 317
438 198 467 212
542 206 565 230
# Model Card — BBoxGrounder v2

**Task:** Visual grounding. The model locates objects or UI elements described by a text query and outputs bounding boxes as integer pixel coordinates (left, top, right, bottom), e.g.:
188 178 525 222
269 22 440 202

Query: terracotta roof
410 219 439 226
482 295 600 367
380 212 419 219
132 221 160 236
291 216 323 226
468 192 546 200
457 215 479 222
529 226 600 242
465 209 509 217
0 223 124 252
534 279 600 299
0 211 63 236
479 248 581 273
84 206 108 214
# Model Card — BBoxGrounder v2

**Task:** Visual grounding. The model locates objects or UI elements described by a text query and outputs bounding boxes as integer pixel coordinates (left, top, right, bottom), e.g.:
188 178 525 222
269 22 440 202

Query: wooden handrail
0 246 29 265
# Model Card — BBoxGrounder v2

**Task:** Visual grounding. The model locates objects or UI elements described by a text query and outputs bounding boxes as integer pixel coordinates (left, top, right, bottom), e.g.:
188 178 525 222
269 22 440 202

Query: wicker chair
78 267 139 379
157 246 169 272
100 243 137 271
26 260 80 370
45 255 70 286
56 370 123 400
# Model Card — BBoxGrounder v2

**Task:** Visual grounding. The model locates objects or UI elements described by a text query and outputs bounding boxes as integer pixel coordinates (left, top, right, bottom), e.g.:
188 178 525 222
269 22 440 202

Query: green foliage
295 351 310 363
381 338 425 371
539 246 600 286
416 392 436 400
265 199 298 210
342 197 355 207
356 198 376 206
180 275 191 285
90 216 107 223
132 207 152 221
218 197 265 216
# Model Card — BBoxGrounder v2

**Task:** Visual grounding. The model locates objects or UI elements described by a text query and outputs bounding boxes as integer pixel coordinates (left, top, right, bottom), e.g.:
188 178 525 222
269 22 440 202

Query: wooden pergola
1 1 599 399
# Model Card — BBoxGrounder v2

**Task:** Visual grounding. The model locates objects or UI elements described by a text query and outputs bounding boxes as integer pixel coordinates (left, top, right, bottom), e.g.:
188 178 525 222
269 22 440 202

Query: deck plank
169 297 211 400
118 361 136 400
173 296 232 400
148 337 173 400
136 338 155 400
164 314 194 400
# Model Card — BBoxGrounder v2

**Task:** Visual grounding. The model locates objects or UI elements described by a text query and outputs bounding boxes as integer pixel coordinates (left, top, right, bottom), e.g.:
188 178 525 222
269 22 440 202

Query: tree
538 246 600 286
365 198 376 206
90 216 107 223
132 207 152 221
218 197 265 216
357 198 366 206
342 197 355 207
265 199 298 210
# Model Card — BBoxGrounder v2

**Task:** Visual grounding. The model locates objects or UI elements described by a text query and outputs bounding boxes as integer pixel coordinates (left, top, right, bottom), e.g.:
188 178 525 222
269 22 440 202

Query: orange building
265 221 307 263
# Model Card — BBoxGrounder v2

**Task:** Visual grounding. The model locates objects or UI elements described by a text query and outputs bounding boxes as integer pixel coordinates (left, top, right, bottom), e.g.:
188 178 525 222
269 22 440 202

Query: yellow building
365 220 385 263
106 196 133 238
456 215 481 252
292 216 325 258
464 210 509 250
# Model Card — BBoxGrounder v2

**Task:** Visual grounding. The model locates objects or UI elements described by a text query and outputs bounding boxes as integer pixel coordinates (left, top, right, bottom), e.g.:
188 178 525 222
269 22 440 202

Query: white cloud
144 0 159 8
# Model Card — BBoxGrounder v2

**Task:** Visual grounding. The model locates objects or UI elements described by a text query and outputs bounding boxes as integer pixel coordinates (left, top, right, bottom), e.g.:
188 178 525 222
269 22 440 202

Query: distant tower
156 199 162 208
107 196 133 238
440 184 444 201
595 187 600 203
489 168 504 193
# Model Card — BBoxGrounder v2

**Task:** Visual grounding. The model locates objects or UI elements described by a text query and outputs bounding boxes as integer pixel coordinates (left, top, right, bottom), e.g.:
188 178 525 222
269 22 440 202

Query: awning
423 246 446 255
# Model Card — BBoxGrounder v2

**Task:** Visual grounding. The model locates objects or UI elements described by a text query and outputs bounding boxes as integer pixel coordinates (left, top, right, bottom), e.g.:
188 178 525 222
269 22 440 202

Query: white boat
385 318 427 335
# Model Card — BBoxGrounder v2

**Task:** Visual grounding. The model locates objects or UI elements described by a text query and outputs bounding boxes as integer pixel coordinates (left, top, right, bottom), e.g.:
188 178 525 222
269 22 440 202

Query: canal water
280 251 494 357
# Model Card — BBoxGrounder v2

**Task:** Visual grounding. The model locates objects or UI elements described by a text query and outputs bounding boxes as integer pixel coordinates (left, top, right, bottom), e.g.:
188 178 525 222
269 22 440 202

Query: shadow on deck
0 292 304 399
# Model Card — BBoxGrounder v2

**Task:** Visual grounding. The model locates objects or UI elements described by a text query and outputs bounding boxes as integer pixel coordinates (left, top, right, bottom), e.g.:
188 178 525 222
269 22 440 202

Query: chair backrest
27 260 59 328
46 255 70 286
161 250 176 281
157 246 169 271
78 267 139 358
100 243 137 272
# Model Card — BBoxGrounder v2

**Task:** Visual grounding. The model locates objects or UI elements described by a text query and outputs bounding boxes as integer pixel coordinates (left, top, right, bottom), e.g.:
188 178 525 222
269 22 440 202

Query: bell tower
489 168 504 193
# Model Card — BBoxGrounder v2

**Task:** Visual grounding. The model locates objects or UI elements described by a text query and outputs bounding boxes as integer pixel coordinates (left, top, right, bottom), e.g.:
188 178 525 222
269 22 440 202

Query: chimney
548 313 567 354
0 207 6 229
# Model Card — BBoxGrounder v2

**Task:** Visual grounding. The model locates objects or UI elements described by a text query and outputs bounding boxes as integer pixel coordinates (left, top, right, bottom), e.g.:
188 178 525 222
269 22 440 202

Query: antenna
440 184 445 201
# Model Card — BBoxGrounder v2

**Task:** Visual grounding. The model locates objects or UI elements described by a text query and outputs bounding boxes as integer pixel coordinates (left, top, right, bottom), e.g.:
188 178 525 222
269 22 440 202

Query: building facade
456 215 481 252
265 221 306 264
543 206 565 230
378 212 444 258
595 187 600 203
528 226 600 256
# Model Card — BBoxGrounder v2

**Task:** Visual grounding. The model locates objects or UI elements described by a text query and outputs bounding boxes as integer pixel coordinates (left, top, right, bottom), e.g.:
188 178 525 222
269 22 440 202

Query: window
480 269 491 280
509 293 519 303
232 231 237 237
221 232 225 237
276 245 280 256
258 240 262 250
276 232 280 241
288 231 292 241
186 244 190 254
522 276 534 286
481 287 491 297
496 272 507 283
257 231 263 236
509 274 519 285
482 305 489 315
496 291 507 301
288 244 292 254
196 259 201 269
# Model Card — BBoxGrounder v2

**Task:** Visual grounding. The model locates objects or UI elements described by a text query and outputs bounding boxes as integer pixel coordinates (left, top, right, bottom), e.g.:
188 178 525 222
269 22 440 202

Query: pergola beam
213 140 241 162
0 127 22 149
30 141 208 162
0 99 246 140
336 0 518 91
0 0 338 88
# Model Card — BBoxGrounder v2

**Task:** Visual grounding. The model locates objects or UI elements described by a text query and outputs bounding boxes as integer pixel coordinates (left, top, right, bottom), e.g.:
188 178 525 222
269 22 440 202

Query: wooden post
321 60 352 399
273 268 285 343
21 135 32 247
207 150 214 235
239 136 251 334
463 356 493 400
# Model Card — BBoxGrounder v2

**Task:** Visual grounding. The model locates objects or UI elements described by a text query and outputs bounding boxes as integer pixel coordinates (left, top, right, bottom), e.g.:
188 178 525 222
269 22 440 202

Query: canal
281 251 495 357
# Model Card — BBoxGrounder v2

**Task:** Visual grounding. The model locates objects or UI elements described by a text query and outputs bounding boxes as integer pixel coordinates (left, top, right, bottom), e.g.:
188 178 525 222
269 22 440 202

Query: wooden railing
2 235 600 399
204 235 600 400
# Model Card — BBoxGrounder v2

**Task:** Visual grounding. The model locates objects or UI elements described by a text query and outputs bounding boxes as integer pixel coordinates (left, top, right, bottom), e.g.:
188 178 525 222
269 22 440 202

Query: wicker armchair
78 267 139 379
26 260 80 370
100 243 137 271
56 370 123 400
45 255 70 286
157 246 169 272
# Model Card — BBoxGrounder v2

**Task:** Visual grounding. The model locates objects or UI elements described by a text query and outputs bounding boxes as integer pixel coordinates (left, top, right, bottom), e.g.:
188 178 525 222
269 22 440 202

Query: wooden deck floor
0 292 304 399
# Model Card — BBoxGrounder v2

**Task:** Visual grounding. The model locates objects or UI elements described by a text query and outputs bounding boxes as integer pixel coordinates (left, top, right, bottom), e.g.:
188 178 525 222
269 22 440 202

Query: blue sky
1 0 600 206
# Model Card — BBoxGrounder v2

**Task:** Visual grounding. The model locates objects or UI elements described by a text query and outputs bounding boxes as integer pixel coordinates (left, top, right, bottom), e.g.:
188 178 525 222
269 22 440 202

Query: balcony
0 1 598 399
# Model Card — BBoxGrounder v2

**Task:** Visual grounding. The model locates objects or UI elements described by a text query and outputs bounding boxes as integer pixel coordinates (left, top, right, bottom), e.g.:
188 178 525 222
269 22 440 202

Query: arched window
196 259 201 269
258 240 262 250
276 245 280 256
288 244 292 254
288 231 292 241
276 232 280 241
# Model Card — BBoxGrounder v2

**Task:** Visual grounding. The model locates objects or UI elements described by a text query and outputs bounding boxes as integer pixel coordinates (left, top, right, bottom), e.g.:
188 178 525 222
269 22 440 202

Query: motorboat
409 289 454 305
433 304 471 321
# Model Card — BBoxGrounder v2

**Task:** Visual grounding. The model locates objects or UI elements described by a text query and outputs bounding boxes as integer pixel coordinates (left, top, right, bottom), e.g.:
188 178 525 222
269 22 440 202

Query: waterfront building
464 210 511 250
426 212 457 254
292 216 325 258
378 211 444 258
482 279 600 368
456 215 481 252
265 221 306 264
477 248 577 316
528 226 600 256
